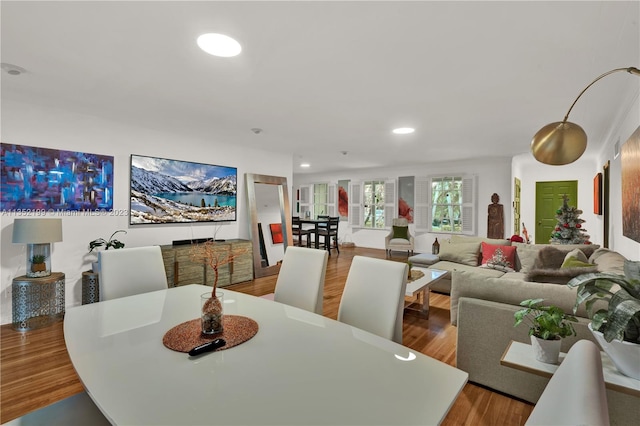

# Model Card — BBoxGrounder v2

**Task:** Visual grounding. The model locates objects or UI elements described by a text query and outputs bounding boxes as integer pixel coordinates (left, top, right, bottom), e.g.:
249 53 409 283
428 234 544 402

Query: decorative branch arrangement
190 240 251 297
191 239 251 334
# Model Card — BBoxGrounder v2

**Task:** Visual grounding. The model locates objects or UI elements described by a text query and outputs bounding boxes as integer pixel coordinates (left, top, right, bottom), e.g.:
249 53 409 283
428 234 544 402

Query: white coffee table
404 267 449 318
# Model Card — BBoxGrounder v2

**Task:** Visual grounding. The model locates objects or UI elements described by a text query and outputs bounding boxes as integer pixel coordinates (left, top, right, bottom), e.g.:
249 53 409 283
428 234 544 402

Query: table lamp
12 218 63 278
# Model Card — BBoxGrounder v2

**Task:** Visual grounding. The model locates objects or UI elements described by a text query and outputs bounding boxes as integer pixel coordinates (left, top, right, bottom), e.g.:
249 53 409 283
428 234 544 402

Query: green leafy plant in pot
30 254 47 273
514 298 577 363
566 260 640 379
88 230 127 272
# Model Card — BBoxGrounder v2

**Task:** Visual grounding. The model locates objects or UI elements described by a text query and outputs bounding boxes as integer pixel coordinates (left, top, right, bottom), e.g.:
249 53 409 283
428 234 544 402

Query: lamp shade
12 219 63 243
531 121 587 165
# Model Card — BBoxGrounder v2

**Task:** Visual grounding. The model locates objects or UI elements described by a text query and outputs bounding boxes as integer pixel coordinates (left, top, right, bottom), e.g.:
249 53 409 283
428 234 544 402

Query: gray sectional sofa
412 235 638 425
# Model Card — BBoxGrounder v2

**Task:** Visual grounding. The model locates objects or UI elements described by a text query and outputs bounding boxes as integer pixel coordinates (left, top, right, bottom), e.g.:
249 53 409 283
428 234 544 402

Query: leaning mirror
245 173 292 278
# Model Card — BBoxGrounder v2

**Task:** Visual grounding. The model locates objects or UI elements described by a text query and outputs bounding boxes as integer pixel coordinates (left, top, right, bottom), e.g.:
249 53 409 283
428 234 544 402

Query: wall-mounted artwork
130 154 237 225
338 179 349 221
621 126 640 243
269 223 283 244
593 172 602 215
1 143 113 211
398 176 414 223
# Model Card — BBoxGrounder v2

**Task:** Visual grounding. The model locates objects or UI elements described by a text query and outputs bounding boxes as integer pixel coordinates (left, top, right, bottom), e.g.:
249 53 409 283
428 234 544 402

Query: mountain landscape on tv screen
130 156 237 224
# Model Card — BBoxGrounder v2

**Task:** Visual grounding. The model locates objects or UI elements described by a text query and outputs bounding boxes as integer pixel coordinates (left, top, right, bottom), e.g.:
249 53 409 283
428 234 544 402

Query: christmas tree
549 194 591 244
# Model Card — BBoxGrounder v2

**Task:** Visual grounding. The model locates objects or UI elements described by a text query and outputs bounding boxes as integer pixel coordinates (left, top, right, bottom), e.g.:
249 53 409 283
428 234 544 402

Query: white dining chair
526 339 609 425
99 246 168 301
6 392 110 425
337 256 408 344
261 246 328 315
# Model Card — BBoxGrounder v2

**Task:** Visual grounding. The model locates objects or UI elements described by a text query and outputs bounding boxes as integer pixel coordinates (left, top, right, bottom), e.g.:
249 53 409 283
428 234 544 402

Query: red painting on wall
593 172 602 215
269 223 283 244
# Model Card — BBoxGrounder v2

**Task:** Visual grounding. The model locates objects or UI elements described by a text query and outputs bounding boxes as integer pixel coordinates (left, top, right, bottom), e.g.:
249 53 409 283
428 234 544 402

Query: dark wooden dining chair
292 216 311 247
318 217 340 255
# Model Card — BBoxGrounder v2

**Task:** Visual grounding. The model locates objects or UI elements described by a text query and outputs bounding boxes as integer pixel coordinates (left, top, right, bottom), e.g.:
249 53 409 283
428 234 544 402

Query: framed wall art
621 126 640 243
269 223 283 244
1 143 114 211
130 154 237 225
593 172 602 215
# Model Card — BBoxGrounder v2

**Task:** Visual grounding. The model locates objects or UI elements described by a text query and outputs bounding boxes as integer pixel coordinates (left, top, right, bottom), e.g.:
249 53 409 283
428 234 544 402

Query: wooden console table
160 239 253 288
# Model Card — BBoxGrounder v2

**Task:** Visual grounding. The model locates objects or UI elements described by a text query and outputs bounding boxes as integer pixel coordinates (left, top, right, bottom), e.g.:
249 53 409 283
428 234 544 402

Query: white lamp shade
12 219 63 243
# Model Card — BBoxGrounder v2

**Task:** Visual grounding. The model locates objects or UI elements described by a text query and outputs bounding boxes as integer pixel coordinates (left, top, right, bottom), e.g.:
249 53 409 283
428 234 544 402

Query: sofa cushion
449 270 602 326
589 248 627 274
438 242 481 266
561 257 595 268
450 235 512 246
512 242 541 273
534 246 572 269
392 225 409 240
481 242 517 271
563 248 588 265
429 261 505 278
525 267 596 284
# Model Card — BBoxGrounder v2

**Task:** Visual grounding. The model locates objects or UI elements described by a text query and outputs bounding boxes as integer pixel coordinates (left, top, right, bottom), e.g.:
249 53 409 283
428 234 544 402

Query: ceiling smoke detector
251 128 263 135
1 63 26 76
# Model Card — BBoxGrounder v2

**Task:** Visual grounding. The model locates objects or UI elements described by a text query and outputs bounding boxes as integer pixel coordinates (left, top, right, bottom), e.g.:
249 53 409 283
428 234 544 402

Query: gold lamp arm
562 67 640 123
532 66 640 165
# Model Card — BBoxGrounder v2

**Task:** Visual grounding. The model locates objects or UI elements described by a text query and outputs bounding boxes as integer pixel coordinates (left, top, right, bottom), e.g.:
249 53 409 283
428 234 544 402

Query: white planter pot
530 335 561 364
589 323 640 380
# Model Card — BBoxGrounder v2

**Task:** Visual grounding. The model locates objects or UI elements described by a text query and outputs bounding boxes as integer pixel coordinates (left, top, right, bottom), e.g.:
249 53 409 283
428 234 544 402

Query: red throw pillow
481 242 517 269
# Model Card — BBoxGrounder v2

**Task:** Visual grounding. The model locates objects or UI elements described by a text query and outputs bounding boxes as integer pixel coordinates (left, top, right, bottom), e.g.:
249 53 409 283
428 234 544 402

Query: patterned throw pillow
481 242 517 271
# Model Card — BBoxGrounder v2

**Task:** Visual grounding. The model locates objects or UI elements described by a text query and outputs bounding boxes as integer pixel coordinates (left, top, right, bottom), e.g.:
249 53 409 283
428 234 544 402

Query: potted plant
566 260 640 379
88 230 127 272
514 298 577 363
30 254 47 273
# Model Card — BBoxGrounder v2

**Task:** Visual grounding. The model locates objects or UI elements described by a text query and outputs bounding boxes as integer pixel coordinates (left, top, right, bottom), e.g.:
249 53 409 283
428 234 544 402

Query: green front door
535 181 578 244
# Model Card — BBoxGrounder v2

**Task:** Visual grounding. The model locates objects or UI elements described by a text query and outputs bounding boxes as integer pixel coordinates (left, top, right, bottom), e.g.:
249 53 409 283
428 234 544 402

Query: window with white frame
298 183 336 219
414 175 476 234
349 180 396 229
363 180 385 228
313 183 328 217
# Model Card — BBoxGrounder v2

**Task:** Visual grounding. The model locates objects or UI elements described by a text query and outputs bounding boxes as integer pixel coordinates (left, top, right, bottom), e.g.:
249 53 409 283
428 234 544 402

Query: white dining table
64 284 468 425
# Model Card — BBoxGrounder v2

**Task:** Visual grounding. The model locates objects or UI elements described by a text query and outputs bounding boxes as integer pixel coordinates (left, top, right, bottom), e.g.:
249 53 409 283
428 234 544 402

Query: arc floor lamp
531 66 640 165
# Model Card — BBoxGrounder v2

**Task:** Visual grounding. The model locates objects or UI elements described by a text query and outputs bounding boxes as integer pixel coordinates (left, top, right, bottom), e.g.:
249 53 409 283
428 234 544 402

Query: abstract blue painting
1 143 114 211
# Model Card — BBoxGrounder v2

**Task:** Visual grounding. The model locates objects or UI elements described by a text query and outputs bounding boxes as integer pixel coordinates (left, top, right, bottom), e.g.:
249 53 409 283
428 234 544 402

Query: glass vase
201 291 224 335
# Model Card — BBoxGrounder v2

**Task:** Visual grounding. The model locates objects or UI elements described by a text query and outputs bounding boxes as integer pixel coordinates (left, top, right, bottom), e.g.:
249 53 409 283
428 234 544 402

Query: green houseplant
88 230 127 273
30 254 47 273
88 230 127 252
514 298 577 363
566 260 640 379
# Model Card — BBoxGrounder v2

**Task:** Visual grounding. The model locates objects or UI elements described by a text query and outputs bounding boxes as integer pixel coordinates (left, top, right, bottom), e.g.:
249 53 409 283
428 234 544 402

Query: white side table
500 340 640 397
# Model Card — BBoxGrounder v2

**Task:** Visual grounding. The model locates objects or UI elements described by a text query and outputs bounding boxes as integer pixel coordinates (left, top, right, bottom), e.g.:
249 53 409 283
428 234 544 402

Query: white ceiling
1 1 639 175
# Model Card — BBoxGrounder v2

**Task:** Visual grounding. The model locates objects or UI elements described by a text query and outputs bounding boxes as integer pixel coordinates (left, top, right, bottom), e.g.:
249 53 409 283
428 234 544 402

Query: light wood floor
0 246 533 425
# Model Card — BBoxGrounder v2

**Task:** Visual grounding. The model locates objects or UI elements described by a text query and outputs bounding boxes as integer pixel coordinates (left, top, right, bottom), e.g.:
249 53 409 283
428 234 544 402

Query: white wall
0 100 293 324
293 157 513 253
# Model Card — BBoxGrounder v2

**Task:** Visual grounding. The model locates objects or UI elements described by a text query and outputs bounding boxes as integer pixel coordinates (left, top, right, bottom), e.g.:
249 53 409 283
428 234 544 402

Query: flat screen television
130 154 237 225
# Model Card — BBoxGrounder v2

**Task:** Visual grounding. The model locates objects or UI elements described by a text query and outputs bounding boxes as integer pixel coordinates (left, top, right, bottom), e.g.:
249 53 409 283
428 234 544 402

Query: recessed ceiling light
392 127 415 135
197 33 242 57
300 163 310 168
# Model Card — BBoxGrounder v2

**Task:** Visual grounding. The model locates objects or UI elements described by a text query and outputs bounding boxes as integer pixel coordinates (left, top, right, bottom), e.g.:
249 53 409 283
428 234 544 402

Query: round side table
82 271 100 304
12 272 65 331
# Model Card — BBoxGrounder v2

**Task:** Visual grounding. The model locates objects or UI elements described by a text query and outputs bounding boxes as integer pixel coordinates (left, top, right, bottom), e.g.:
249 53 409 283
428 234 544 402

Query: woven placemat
163 315 258 353
408 269 425 283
